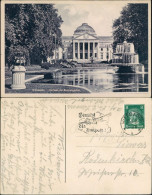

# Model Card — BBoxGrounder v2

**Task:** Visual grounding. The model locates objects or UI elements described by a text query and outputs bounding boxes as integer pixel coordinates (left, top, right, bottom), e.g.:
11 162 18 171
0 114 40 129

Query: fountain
112 41 139 65
112 41 145 73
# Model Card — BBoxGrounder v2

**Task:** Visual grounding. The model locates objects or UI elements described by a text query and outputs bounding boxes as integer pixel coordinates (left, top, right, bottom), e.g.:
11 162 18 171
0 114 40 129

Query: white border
1 0 151 97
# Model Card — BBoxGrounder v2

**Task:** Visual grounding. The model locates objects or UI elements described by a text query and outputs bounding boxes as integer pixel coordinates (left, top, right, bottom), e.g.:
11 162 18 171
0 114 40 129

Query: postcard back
1 98 151 194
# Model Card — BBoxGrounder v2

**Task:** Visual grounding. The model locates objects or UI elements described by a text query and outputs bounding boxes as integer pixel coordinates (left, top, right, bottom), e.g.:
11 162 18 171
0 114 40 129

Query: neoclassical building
50 23 113 63
62 23 113 63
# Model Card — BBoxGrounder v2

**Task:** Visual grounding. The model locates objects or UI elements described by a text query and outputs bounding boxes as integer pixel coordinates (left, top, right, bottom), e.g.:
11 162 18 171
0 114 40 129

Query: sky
54 1 127 36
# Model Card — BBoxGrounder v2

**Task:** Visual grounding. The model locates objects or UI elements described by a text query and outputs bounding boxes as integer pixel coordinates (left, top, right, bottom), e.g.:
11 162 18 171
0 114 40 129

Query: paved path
5 83 90 93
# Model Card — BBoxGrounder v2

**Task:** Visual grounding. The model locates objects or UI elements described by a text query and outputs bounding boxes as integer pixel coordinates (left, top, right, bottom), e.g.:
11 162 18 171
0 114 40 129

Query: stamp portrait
124 104 145 129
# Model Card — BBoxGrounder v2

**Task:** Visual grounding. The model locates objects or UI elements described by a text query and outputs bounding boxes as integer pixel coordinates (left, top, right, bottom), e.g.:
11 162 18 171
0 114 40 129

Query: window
75 53 78 58
95 53 97 58
101 48 103 51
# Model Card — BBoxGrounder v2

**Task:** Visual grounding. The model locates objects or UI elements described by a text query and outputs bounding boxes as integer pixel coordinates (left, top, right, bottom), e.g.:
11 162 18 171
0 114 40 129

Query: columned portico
93 42 95 58
73 40 99 62
62 23 113 63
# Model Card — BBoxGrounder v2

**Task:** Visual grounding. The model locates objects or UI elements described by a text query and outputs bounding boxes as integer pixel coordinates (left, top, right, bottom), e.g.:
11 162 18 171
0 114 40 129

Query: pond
32 66 148 93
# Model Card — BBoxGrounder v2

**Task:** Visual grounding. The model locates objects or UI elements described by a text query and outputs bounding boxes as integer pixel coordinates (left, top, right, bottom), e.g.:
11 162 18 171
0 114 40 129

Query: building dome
73 23 96 36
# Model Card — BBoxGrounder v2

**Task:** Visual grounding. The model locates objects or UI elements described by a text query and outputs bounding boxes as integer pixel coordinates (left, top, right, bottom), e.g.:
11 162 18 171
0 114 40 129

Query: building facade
61 23 113 63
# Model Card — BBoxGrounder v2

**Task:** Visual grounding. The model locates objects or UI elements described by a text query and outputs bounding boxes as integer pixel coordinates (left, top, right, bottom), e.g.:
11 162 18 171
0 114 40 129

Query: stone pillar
88 42 90 60
11 66 26 89
83 42 85 59
78 42 80 59
73 41 75 60
93 42 95 58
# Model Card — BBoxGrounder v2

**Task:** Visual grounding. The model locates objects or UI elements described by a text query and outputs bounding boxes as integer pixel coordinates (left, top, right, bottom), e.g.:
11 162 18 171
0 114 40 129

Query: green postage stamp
124 105 145 129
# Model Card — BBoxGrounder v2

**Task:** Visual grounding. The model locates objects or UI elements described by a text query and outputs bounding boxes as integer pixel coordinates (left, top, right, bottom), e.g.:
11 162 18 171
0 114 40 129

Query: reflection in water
33 67 148 93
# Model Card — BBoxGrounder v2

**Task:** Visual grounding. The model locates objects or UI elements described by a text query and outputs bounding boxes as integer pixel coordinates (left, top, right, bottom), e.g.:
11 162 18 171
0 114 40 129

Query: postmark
78 112 111 134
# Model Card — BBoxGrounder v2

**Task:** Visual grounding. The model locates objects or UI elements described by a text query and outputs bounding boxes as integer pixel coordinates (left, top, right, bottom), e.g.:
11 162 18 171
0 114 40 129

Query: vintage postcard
1 98 151 194
1 0 151 97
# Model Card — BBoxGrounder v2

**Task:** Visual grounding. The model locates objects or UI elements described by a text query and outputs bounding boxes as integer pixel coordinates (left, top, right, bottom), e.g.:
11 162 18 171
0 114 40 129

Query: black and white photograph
1 1 152 194
2 0 151 96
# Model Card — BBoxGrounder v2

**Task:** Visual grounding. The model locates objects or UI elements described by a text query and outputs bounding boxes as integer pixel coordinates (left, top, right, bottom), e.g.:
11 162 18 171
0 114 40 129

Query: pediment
74 33 98 40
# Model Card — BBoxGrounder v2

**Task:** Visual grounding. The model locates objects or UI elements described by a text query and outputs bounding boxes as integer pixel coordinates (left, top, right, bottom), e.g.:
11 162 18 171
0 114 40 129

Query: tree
112 4 148 63
5 4 63 67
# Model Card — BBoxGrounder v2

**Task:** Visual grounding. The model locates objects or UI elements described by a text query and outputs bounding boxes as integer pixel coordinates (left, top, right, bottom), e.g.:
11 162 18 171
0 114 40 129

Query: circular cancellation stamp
120 104 145 136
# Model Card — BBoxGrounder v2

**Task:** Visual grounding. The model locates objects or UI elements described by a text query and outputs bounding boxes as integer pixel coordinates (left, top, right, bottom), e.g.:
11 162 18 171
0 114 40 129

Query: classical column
83 41 85 59
78 42 80 59
97 42 99 60
73 41 75 60
93 42 95 58
88 42 90 60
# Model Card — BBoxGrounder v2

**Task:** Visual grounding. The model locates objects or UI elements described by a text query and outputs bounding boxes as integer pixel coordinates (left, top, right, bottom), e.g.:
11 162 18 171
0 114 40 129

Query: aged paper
1 0 151 194
1 98 151 194
1 0 151 97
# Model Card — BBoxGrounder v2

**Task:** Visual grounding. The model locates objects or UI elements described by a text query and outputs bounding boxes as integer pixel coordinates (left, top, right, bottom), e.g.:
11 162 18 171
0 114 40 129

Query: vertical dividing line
65 104 66 183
